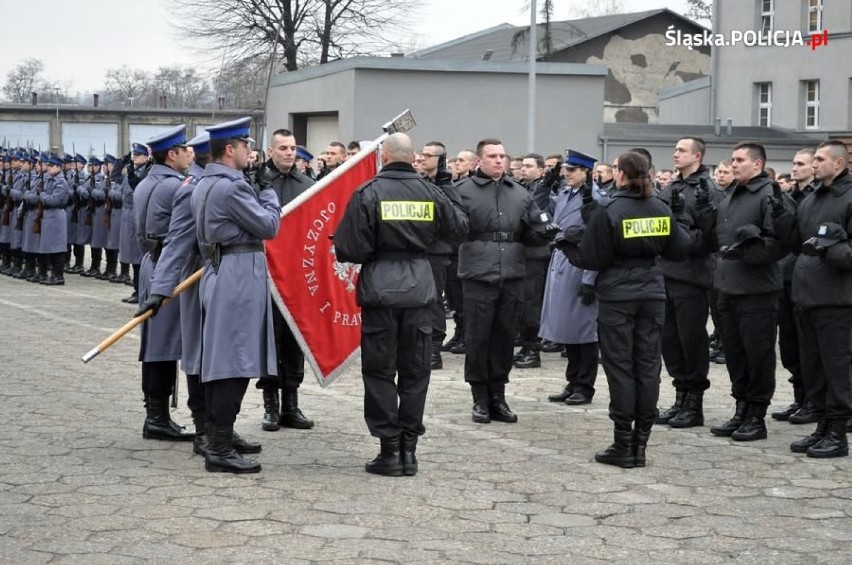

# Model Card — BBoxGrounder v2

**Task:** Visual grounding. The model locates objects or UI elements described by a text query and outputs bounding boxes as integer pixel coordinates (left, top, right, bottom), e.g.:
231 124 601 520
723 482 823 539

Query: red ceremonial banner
265 150 378 387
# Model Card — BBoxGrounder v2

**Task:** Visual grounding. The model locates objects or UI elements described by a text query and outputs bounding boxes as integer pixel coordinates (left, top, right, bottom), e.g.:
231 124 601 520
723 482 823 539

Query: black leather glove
134 294 167 318
581 180 594 206
578 283 596 305
434 169 453 187
695 177 711 209
801 237 826 257
718 245 745 260
768 183 787 220
541 166 560 190
670 187 685 215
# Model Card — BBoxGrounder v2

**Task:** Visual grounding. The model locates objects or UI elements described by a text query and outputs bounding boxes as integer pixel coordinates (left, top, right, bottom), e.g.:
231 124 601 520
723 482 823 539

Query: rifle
70 143 80 224
103 157 112 230
0 167 13 226
84 166 95 227
15 166 30 231
33 164 45 234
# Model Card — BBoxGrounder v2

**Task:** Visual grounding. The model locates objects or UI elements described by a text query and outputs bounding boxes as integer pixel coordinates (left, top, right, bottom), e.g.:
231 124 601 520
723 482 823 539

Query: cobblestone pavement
0 273 850 564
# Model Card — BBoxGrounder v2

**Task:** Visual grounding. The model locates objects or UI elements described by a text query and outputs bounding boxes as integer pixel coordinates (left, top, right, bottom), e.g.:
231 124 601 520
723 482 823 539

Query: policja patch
380 201 434 221
622 216 671 239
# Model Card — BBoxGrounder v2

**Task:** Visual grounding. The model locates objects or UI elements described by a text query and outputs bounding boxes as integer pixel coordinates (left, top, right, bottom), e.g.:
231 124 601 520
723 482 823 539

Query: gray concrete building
265 56 607 158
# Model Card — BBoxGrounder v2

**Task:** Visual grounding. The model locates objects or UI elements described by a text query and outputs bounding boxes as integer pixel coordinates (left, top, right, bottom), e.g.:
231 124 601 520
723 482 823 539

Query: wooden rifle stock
33 171 45 234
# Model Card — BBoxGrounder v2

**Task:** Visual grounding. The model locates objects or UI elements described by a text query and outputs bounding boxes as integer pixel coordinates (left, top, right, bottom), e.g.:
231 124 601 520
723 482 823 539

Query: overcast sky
0 0 692 95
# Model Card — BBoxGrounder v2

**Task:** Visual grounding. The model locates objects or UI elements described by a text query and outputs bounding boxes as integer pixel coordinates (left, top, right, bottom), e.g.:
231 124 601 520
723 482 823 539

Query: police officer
255 128 316 432
191 117 280 474
539 150 600 404
97 154 121 281
86 155 113 278
8 152 32 279
456 138 555 424
78 157 103 277
776 140 852 458
119 144 152 303
656 137 722 428
0 151 16 272
334 132 468 476
36 154 70 285
566 151 690 468
695 142 789 442
21 153 47 282
134 125 194 443
66 154 88 274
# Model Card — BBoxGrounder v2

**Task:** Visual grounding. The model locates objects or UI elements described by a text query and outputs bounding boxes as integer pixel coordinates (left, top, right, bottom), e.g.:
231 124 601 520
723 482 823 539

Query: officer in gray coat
37 154 70 285
105 155 124 282
87 156 112 278
119 144 152 303
190 117 280 474
66 154 88 273
77 158 103 276
134 125 194 443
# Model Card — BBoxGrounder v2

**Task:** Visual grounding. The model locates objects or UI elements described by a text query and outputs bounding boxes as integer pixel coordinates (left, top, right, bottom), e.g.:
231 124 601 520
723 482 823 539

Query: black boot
471 384 490 424
595 424 635 468
656 390 686 424
731 404 768 442
789 401 819 425
261 389 280 431
489 385 518 423
365 437 403 476
280 389 314 429
513 349 541 369
142 396 194 441
441 328 462 352
772 384 804 421
669 391 704 428
449 338 466 354
232 430 262 454
807 420 848 459
790 419 828 453
633 423 652 468
548 384 574 403
430 349 443 370
205 425 262 473
192 414 209 456
401 433 418 476
710 399 748 437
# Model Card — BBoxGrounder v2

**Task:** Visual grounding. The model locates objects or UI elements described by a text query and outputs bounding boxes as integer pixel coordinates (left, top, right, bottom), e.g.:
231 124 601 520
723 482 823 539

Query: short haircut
795 148 816 159
765 167 776 179
424 141 446 154
679 136 706 162
546 153 563 165
328 141 345 152
523 153 545 168
271 128 294 139
659 169 673 175
194 153 211 168
347 140 361 151
597 163 613 174
629 147 653 166
211 138 241 160
383 132 414 163
717 159 732 168
816 140 849 165
732 141 767 166
476 138 502 156
777 173 791 181
151 149 170 165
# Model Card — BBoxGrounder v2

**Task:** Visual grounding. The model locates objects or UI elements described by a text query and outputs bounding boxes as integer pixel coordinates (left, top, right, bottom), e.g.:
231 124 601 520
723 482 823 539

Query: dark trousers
47 252 64 277
361 306 432 439
598 299 665 428
185 374 206 416
445 255 464 336
519 259 549 348
564 342 599 397
778 281 803 398
716 291 778 406
661 279 711 392
427 254 449 349
104 249 118 273
257 305 305 392
206 378 249 427
141 360 177 398
90 247 102 270
796 306 852 420
72 245 85 267
132 263 140 291
463 279 524 386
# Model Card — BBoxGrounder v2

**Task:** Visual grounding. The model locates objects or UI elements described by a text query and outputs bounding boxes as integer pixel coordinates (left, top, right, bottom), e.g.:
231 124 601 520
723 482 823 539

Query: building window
808 0 823 33
761 0 774 36
804 80 820 129
757 82 772 127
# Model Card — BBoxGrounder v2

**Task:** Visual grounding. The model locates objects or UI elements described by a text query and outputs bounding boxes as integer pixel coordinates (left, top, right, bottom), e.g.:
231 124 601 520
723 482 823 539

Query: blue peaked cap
47 154 64 166
74 153 87 165
131 142 149 156
147 125 187 152
88 156 103 166
564 149 597 169
187 132 211 155
296 146 314 161
104 154 117 165
206 117 254 143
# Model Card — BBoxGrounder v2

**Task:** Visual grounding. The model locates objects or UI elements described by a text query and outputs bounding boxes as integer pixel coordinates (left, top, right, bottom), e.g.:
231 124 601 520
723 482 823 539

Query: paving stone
301 523 369 539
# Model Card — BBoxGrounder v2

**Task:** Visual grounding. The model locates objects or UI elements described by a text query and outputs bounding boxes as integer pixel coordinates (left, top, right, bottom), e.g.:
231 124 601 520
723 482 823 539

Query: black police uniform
254 160 316 430
569 191 690 467
696 172 788 440
334 161 468 475
780 169 852 456
656 166 723 427
456 170 552 423
424 173 453 369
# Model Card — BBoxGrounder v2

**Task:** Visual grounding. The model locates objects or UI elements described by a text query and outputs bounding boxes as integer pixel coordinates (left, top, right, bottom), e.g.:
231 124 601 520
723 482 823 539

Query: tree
511 0 557 58
172 0 416 72
2 58 47 103
685 0 712 24
214 56 276 109
149 66 211 108
573 0 624 18
103 66 151 107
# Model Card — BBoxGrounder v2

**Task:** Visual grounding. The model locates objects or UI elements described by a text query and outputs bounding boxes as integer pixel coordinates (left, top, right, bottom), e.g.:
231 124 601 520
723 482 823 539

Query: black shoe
731 416 768 442
790 420 828 453
713 351 726 364
205 426 261 473
513 350 540 369
121 292 139 304
595 426 635 468
633 425 652 468
564 392 592 406
81 268 101 278
668 392 704 428
192 416 209 457
471 385 491 423
541 340 563 353
449 340 466 354
548 385 574 403
40 275 65 286
656 390 686 424
430 351 443 370
807 420 848 458
772 402 801 421
280 390 314 429
232 431 262 454
711 400 748 437
489 390 518 423
142 396 195 441
261 390 280 431
441 331 462 352
789 402 819 425
365 438 403 476
401 434 418 476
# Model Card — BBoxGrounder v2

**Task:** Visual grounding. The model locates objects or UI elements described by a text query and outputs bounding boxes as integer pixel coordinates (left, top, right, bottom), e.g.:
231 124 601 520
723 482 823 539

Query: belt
373 250 426 261
220 242 265 256
470 231 517 243
613 257 657 267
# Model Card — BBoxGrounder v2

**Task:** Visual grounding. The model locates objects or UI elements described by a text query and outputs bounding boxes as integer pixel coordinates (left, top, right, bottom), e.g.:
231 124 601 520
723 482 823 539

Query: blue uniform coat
89 177 109 248
190 163 280 382
10 172 26 250
37 171 70 254
119 174 143 264
106 176 123 250
21 172 41 254
75 172 101 245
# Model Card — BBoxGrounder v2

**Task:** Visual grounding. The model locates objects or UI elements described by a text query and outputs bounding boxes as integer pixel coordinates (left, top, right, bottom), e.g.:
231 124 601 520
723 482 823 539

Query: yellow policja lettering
622 217 671 239
381 201 434 221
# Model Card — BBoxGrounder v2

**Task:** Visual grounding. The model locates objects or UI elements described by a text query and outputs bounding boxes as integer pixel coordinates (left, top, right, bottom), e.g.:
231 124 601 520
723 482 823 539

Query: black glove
543 222 560 240
581 178 594 205
134 294 167 318
801 237 826 257
695 177 711 209
718 245 745 260
670 187 685 215
578 283 596 306
541 166 561 190
768 183 786 220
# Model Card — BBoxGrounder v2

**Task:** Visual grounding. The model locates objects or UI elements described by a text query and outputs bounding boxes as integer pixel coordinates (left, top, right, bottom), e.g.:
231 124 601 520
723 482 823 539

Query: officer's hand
801 237 826 258
578 283 596 305
718 245 744 260
581 181 594 206
543 222 560 240
670 187 685 215
434 168 453 187
695 177 711 209
134 294 167 318
542 166 560 190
